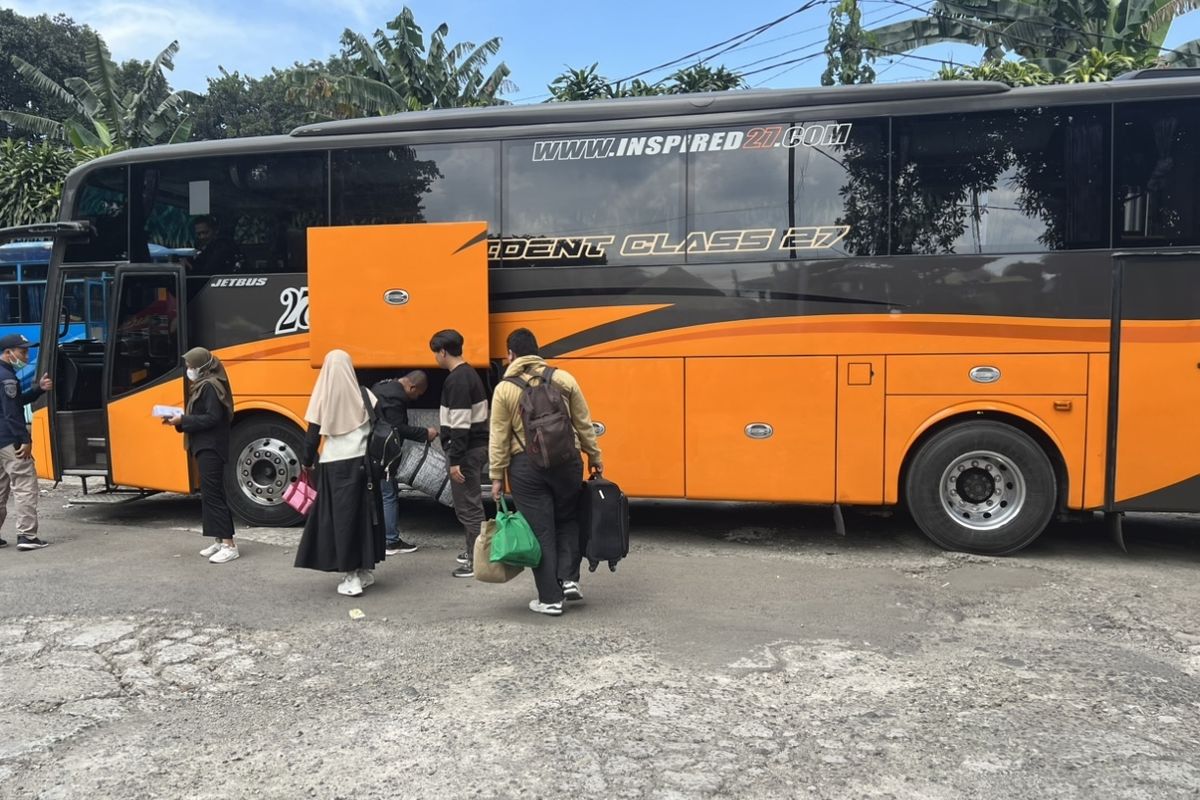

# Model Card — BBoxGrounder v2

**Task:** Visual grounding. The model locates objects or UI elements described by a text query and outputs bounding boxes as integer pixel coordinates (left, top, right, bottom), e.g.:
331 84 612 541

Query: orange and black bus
7 71 1200 554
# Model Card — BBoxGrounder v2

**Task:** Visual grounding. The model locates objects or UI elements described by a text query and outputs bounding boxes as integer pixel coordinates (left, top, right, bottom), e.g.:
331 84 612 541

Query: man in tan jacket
490 328 602 616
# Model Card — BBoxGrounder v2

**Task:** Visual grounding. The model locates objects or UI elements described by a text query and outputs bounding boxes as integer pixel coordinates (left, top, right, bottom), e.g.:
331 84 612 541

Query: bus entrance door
103 266 192 492
307 222 490 367
1110 253 1200 511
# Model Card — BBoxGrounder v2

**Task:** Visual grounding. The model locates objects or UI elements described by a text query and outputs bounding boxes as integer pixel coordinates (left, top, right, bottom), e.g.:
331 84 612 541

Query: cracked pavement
2 483 1200 798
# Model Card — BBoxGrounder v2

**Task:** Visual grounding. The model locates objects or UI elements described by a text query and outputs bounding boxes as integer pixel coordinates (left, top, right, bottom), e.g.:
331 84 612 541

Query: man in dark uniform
0 333 53 550
183 215 241 276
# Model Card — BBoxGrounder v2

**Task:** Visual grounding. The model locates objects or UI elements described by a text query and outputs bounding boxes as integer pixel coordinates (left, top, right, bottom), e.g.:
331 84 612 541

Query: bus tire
904 421 1056 556
225 417 306 527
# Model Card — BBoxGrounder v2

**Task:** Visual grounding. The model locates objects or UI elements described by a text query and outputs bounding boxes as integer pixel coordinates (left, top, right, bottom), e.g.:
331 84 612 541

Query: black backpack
359 386 404 478
505 366 577 470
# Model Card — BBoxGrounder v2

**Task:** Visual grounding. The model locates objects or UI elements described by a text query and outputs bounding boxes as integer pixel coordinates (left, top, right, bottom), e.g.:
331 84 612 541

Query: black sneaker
562 581 583 602
385 539 419 556
452 564 474 578
0 537 7 548
16 535 49 551
456 551 469 564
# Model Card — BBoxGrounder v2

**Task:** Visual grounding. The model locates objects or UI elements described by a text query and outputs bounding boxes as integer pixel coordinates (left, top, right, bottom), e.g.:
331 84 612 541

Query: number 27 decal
275 287 309 335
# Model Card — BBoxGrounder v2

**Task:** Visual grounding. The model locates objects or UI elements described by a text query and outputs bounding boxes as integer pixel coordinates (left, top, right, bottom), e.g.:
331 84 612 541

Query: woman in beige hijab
167 347 238 563
293 349 385 596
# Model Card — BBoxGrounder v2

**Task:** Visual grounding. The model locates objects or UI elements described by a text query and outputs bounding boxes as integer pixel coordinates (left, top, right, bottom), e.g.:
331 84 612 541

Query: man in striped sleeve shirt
430 329 490 578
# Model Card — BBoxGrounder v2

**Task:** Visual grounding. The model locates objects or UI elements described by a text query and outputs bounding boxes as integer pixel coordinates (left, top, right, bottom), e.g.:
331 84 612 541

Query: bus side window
1116 99 1200 247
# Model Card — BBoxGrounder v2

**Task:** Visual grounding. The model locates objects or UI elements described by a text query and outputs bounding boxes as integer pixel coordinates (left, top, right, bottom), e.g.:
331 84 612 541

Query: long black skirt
293 457 385 572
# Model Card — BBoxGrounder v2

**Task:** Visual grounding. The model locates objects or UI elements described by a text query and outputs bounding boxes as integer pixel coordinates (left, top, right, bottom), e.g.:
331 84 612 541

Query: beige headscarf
305 349 368 437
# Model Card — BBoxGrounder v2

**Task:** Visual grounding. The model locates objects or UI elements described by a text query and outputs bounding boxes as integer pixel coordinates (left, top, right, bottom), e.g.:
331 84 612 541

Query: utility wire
618 1 828 83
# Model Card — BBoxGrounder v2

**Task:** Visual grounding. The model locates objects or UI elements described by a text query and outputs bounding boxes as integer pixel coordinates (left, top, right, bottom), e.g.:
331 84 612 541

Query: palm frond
1143 0 1198 32
0 110 66 139
82 34 124 145
10 56 82 114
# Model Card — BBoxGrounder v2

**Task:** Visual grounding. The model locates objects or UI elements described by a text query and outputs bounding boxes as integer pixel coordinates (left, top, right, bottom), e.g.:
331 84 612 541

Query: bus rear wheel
904 421 1056 556
225 417 305 527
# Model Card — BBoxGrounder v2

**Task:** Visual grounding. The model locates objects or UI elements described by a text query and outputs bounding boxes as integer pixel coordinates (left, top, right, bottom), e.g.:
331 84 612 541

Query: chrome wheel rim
236 437 300 507
938 450 1026 531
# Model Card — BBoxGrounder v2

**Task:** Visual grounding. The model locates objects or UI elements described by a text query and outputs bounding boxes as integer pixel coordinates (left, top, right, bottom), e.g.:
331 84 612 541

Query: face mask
186 368 199 381
11 358 26 370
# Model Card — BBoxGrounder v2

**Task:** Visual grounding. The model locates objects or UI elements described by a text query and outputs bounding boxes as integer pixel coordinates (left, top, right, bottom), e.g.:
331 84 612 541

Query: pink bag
283 469 317 516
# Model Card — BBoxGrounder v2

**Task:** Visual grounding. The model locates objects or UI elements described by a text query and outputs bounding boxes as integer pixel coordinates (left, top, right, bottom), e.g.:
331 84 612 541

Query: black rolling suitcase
578 475 629 572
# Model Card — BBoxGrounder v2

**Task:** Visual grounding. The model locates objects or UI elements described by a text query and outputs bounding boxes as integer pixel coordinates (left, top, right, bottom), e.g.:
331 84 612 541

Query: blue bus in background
0 241 189 398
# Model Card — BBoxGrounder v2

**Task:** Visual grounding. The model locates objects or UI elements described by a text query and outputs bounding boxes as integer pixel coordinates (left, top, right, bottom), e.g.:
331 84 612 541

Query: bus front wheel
225 417 306 527
904 421 1056 556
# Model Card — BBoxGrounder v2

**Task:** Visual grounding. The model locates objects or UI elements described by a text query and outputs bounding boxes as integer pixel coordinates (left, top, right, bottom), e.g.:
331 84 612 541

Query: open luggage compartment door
307 222 490 367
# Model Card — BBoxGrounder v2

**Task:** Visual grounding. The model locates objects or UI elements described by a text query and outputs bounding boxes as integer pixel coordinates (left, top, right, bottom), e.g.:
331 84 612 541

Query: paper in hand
152 405 184 418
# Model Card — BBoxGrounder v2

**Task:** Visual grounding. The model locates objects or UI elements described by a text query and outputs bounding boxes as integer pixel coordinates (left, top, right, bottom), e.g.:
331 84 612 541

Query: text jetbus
9 72 1200 554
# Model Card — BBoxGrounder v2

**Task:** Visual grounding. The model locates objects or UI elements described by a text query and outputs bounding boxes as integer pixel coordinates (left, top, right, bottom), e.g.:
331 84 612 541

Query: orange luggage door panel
308 222 489 367
837 357 885 504
551 359 684 498
686 357 836 502
30 407 53 480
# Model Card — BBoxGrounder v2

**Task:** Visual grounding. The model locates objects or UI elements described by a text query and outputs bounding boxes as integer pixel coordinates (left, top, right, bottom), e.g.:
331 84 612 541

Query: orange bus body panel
686 357 836 502
308 223 489 368
1114 323 1200 504
552 358 684 498
107 378 192 493
837 357 885 504
884 395 1088 508
31 407 53 480
566 315 1110 359
491 306 670 360
887 354 1089 395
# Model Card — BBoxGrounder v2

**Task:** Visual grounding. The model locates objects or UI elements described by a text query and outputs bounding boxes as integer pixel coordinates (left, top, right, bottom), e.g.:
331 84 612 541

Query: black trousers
509 451 583 604
196 450 235 540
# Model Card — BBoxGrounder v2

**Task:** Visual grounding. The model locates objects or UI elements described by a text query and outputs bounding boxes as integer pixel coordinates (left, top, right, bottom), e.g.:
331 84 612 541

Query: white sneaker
199 541 222 558
209 545 239 564
358 569 375 588
337 572 363 596
562 581 583 602
528 599 563 616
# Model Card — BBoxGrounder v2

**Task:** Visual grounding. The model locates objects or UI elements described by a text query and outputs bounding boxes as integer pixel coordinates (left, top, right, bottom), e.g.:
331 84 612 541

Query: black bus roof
63 73 1200 177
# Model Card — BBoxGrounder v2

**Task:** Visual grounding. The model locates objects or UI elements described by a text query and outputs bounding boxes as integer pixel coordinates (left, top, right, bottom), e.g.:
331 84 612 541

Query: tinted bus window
66 166 128 263
134 153 328 274
502 132 686 267
893 106 1109 255
332 143 498 235
1116 100 1200 246
687 119 888 263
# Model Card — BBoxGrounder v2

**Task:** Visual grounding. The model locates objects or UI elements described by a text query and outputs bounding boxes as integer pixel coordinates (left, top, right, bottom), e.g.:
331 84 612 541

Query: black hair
192 214 218 229
429 329 464 357
506 328 539 357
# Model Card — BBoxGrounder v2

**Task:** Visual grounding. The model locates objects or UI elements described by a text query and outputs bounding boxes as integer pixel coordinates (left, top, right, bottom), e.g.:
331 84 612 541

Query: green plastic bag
490 497 542 567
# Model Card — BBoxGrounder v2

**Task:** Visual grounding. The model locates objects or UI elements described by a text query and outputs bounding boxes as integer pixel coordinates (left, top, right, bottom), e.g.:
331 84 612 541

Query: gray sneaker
562 581 583 602
16 535 48 551
528 599 563 616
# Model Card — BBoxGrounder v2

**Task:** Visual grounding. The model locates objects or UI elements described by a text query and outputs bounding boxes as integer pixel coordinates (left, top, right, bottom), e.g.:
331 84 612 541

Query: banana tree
292 6 514 118
867 0 1200 74
0 34 192 147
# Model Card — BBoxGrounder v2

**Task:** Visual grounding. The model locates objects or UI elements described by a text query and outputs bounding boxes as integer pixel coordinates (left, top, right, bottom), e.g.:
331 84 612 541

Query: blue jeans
381 477 401 545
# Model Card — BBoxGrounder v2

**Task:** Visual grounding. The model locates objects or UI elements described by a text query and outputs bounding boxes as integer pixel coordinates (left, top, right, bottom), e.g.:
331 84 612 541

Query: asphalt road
2 482 1199 799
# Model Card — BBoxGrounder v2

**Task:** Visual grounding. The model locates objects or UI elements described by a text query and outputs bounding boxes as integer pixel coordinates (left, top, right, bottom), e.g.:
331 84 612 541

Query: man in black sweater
430 330 489 578
0 333 52 550
371 371 435 556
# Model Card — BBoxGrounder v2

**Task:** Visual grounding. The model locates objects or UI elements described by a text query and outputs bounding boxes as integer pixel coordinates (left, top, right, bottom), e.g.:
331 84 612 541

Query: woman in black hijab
166 347 238 563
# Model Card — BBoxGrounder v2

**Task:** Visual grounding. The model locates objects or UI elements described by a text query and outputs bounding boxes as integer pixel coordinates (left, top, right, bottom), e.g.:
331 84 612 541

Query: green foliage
547 63 745 102
0 33 194 148
291 6 515 118
822 0 877 86
0 10 93 140
0 139 96 227
190 67 316 139
939 48 1159 86
865 0 1200 75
